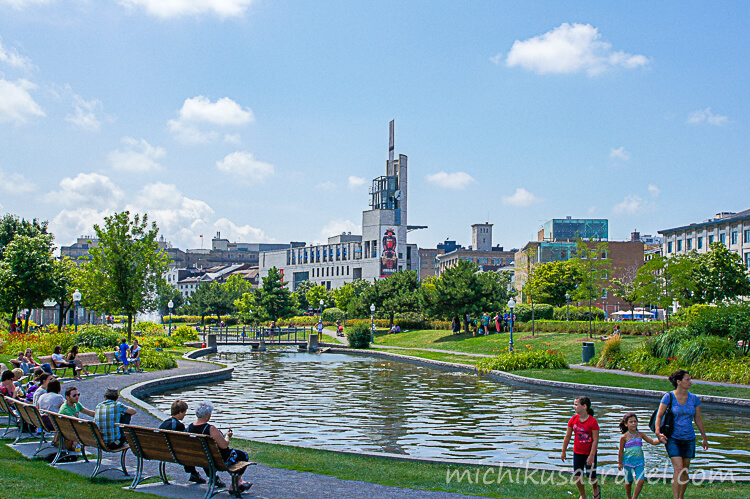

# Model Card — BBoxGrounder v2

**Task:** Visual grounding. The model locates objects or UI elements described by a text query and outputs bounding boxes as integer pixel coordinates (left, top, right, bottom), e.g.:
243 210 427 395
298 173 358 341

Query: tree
610 265 640 316
338 279 373 318
425 260 510 331
524 260 583 307
306 285 334 313
634 254 696 329
571 241 611 338
249 267 298 322
0 214 49 260
82 211 169 342
0 234 57 332
293 279 317 311
156 279 184 316
48 257 85 332
364 270 421 326
691 243 750 304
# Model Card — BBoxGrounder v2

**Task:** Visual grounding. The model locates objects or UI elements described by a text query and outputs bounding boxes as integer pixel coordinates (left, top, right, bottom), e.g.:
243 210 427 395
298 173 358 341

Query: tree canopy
82 211 169 341
691 242 750 304
238 266 298 323
524 260 583 307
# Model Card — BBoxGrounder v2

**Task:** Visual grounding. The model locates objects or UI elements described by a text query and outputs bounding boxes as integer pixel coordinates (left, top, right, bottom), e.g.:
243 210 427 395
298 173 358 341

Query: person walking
655 369 708 499
618 412 659 499
561 396 601 499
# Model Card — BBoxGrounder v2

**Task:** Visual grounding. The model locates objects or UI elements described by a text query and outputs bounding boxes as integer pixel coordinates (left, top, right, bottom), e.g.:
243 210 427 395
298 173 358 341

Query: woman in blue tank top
655 369 708 499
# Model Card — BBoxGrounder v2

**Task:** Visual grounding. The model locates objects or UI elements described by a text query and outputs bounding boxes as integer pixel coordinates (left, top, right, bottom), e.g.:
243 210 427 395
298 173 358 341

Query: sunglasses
70 393 80 398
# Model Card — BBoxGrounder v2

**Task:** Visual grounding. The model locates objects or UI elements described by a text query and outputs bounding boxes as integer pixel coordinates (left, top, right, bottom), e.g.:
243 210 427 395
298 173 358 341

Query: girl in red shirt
561 396 601 499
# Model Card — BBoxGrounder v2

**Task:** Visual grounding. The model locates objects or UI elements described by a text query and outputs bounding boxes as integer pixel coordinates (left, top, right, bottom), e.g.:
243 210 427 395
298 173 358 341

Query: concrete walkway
5 357 489 499
570 363 750 388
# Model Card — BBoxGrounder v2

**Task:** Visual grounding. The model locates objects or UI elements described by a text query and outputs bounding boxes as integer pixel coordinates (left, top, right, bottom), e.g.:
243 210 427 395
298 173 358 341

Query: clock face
394 190 402 200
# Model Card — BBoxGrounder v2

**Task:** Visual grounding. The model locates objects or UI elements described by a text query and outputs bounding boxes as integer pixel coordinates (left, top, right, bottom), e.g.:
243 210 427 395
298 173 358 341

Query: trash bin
582 342 596 364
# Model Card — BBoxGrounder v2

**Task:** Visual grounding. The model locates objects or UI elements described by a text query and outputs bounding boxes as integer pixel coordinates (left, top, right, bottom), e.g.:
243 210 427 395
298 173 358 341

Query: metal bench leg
50 437 67 465
92 447 103 477
203 468 217 499
158 461 169 484
120 448 129 476
130 456 143 489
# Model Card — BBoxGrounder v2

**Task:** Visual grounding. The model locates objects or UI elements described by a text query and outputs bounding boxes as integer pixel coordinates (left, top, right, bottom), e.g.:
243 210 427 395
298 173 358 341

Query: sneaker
189 473 207 484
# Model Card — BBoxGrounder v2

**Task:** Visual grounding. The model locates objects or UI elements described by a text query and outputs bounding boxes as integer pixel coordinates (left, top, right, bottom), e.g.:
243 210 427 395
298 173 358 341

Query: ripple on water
144 346 750 477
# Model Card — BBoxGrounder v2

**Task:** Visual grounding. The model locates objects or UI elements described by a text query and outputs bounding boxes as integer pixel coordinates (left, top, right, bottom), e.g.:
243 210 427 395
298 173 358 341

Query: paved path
6 357 489 499
570 364 750 388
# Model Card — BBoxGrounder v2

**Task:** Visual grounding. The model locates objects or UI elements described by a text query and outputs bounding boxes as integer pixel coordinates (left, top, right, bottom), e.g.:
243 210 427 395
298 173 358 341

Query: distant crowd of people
450 312 516 337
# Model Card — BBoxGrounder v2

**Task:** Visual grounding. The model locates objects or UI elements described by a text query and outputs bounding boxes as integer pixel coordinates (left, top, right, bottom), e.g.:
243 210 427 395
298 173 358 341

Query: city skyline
1 1 748 252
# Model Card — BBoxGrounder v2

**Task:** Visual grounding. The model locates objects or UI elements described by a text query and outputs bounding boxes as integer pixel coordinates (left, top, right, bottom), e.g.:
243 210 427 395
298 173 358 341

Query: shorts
666 437 695 459
624 465 645 482
573 452 597 479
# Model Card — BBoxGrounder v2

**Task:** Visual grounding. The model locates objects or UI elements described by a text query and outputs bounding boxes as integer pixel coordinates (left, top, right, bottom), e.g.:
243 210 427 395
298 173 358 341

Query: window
677 240 682 251
601 250 607 259
601 289 608 299
697 236 703 249
687 238 692 251
667 241 673 253
720 233 726 245
746 253 750 268
709 235 714 244
732 231 738 245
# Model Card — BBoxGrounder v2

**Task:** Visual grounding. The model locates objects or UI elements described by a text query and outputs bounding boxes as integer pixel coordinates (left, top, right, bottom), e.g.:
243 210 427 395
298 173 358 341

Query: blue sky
1 1 748 253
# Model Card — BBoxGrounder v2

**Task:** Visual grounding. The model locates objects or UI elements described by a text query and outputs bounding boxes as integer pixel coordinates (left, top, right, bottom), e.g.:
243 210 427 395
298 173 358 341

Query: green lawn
373 328 645 364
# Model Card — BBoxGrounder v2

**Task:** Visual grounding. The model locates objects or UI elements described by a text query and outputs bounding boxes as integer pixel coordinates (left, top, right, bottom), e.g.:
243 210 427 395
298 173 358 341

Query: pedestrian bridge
206 325 315 351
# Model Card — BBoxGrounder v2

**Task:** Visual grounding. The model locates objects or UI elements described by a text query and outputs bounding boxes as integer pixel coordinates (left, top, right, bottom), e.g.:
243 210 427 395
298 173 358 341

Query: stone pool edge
118 346 749 483
326 346 750 411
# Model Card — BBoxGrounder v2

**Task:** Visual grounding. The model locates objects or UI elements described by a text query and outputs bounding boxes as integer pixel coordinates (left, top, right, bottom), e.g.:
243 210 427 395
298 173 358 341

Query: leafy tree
0 234 57 332
223 274 254 307
571 241 611 338
337 279 373 317
610 265 640 316
691 242 750 304
362 270 420 326
48 257 85 332
0 214 49 260
247 267 297 323
156 279 184 316
306 285 334 313
294 279 316 311
82 211 169 342
525 260 583 307
425 260 510 331
634 254 697 329
184 281 233 323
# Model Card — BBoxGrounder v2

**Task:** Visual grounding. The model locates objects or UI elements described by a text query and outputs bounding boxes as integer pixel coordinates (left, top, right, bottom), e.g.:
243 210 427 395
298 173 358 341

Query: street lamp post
507 297 515 353
168 300 173 336
320 299 325 317
565 293 570 322
72 289 82 334
370 303 376 343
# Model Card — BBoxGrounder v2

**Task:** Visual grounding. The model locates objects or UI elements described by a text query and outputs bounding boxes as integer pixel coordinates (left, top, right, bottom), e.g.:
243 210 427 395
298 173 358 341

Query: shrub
675 335 738 364
683 303 750 354
476 350 568 372
646 327 694 359
139 349 177 370
619 346 670 374
346 322 372 349
172 325 199 344
135 321 164 336
513 303 554 322
322 308 346 323
596 336 622 368
76 325 122 350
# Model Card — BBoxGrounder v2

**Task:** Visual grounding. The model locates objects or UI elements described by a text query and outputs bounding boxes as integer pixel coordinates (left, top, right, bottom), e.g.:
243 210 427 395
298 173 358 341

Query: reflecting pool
144 347 750 476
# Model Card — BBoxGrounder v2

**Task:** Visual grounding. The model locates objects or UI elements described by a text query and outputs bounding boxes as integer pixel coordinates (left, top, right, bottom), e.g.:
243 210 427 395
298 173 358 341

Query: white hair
195 400 214 419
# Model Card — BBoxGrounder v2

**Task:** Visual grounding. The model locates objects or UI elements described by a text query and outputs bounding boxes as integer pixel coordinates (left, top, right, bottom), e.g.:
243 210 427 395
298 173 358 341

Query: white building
659 209 750 267
259 121 420 290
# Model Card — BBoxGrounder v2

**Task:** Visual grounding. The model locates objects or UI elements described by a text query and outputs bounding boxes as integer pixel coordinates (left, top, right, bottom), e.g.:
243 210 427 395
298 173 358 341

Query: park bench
119 423 256 499
5 397 55 456
38 352 114 378
0 393 19 437
43 411 129 478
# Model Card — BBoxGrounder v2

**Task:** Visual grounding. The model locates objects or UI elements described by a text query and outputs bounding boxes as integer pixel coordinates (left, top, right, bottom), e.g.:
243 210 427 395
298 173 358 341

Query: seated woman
188 401 252 493
51 346 81 379
130 339 142 372
24 348 53 375
66 346 90 379
0 370 23 400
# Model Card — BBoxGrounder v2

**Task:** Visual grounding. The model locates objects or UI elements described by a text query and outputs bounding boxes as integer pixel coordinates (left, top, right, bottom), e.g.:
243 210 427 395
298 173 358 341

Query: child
618 413 659 499
561 396 601 499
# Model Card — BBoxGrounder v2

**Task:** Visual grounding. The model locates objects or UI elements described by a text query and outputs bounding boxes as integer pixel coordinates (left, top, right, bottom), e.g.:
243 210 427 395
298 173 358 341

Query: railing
206 325 312 344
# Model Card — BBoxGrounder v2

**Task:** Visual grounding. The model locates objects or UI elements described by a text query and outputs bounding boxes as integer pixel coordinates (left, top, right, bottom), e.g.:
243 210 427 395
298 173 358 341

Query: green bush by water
346 322 371 349
476 350 568 372
322 308 345 323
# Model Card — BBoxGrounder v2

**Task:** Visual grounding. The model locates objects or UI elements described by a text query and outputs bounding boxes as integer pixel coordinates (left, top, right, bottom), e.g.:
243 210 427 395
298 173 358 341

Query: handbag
649 392 674 437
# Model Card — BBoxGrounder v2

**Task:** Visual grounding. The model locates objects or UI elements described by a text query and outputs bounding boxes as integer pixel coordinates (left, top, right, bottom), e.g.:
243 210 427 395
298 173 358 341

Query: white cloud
215 151 274 182
316 181 336 190
501 187 542 207
0 167 36 193
168 96 254 144
223 133 241 145
613 194 643 215
108 137 165 173
505 23 649 76
0 37 36 72
66 95 106 132
347 176 367 189
609 146 630 161
0 78 45 125
47 172 124 209
50 208 111 247
425 171 476 190
687 108 728 126
315 219 360 245
648 184 660 197
213 218 271 243
118 0 254 19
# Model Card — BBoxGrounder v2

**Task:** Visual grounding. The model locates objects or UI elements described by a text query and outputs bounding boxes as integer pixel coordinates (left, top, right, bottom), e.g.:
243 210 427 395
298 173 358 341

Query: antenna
388 120 395 176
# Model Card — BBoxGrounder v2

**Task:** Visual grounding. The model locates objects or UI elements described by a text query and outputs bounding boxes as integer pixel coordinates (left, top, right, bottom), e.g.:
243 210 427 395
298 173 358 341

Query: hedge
511 320 661 336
